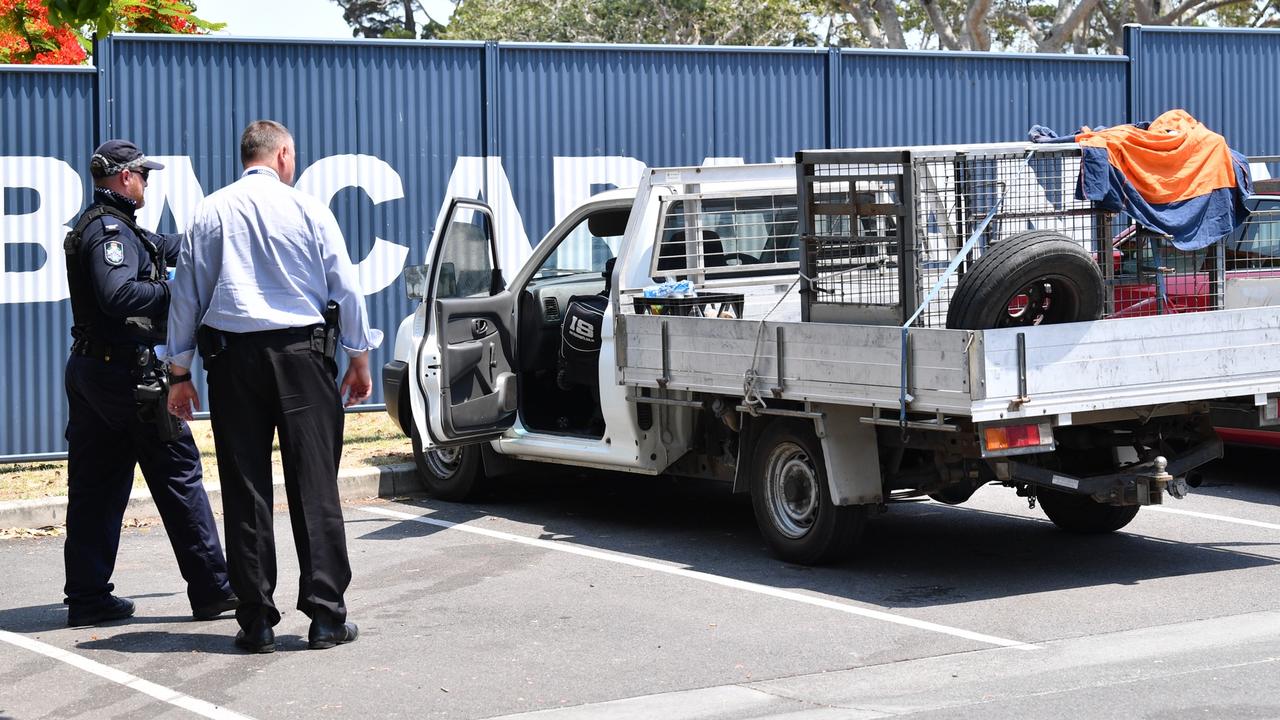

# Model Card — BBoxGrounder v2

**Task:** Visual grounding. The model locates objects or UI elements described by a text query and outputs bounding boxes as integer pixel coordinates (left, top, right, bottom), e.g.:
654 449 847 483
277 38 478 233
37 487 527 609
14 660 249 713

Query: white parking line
1147 505 1280 530
0 629 256 720
357 505 1039 651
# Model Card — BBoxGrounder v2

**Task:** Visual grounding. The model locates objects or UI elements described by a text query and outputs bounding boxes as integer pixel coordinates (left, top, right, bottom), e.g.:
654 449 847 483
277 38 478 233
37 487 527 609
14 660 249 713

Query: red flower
0 0 82 64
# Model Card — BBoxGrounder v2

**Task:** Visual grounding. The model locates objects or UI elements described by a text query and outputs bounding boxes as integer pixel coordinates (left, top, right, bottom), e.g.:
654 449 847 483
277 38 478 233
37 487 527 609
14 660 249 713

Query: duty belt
71 337 140 363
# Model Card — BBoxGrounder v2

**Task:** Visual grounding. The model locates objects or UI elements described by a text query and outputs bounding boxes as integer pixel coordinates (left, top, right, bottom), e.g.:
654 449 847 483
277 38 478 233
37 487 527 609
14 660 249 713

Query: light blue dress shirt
165 166 384 368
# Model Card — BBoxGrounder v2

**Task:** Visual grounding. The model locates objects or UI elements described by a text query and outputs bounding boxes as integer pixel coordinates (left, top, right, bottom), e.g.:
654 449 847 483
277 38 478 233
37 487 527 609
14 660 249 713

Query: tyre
946 231 1104 330
1037 489 1140 533
928 482 979 506
749 420 867 565
410 424 486 502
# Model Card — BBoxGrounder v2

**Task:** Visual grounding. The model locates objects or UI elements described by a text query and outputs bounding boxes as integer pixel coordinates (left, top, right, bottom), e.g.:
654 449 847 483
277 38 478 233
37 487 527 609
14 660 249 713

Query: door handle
472 319 490 336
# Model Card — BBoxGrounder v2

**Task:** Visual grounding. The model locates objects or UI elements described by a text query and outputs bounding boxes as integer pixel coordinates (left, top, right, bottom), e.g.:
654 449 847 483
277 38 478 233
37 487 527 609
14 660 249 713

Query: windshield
533 208 629 279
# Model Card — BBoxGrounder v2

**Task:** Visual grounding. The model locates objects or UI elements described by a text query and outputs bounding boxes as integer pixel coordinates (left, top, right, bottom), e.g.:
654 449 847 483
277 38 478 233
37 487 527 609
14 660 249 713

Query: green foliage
440 0 814 45
333 0 1278 52
332 0 445 39
43 0 223 40
44 0 117 35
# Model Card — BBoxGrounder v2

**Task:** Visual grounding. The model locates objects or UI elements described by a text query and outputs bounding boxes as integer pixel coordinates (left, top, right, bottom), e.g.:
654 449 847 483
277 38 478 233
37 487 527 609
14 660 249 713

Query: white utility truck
383 143 1280 564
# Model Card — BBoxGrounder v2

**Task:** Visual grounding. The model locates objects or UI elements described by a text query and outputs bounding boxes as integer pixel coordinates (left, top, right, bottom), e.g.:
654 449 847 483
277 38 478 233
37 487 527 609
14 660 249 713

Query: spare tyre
945 230 1104 330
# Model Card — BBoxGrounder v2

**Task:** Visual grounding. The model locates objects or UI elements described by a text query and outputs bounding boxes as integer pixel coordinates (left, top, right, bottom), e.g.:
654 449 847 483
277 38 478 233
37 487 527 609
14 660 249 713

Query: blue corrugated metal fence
0 29 1277 459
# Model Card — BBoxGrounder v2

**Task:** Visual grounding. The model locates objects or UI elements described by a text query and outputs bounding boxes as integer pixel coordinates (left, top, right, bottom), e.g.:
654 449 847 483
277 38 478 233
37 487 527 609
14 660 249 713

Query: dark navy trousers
63 354 231 611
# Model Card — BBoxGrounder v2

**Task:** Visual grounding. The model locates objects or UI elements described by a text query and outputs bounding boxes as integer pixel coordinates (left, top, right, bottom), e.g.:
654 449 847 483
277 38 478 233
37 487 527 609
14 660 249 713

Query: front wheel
1038 489 1139 534
749 420 867 565
410 424 486 502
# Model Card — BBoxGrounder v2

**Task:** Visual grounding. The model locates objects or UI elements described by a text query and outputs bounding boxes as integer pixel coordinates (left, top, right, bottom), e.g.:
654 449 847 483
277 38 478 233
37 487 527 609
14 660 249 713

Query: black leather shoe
234 622 275 654
192 594 240 621
67 595 135 627
307 620 358 650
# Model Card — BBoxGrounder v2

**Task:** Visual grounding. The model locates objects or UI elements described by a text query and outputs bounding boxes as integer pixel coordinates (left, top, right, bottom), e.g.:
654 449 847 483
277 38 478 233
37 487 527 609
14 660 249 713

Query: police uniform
62 140 236 626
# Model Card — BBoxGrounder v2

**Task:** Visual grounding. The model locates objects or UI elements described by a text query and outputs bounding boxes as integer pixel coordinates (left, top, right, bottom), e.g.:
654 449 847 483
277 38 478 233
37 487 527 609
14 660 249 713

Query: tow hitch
997 436 1221 506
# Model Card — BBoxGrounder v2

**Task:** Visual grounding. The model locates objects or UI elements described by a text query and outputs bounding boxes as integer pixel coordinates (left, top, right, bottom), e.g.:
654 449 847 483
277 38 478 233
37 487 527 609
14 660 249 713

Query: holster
197 325 228 364
133 346 182 442
314 301 340 362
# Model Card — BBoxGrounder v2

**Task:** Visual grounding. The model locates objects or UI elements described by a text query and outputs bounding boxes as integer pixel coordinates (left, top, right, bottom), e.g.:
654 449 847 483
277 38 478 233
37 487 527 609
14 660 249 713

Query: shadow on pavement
0 592 184 634
75 630 307 655
1193 448 1280 508
360 468 1280 610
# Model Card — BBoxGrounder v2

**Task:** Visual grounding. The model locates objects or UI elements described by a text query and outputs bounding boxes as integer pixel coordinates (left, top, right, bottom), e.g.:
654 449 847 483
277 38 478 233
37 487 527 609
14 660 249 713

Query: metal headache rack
650 190 801 284
796 144 1273 328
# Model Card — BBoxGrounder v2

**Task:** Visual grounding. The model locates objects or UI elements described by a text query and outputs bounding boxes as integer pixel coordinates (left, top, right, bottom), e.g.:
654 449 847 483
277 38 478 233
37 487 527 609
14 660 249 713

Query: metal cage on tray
795 144 1257 329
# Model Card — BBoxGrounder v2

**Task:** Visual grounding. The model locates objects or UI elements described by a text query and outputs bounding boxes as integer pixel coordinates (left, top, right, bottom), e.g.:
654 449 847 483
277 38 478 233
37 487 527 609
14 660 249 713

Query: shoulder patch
104 240 125 266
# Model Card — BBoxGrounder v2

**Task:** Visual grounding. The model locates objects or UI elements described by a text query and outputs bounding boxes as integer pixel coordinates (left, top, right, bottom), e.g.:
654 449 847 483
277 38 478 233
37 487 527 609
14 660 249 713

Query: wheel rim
425 447 463 479
764 441 820 539
1000 276 1081 327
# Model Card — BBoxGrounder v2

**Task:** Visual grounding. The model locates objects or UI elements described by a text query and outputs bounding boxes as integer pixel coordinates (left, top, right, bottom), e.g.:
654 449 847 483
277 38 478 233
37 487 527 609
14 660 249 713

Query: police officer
62 139 238 627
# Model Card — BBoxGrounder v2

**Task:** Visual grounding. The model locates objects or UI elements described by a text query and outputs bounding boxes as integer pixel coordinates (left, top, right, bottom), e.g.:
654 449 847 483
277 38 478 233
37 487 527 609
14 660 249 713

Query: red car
1109 181 1280 447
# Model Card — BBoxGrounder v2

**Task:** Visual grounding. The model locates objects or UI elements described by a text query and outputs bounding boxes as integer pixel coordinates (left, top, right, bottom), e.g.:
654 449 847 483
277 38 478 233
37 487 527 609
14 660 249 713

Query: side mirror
404 264 431 301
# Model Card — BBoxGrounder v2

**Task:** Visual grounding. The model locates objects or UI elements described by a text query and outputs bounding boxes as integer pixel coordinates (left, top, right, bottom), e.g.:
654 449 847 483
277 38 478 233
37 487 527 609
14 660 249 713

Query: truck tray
616 305 1280 423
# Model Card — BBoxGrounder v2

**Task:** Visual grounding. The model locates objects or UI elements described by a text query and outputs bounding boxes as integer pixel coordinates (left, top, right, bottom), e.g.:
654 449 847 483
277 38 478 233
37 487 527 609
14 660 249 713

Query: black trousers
63 354 231 611
206 330 350 630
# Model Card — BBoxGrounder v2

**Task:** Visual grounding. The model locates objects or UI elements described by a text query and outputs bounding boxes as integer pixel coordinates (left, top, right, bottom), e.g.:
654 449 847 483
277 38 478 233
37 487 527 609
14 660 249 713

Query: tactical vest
64 204 168 345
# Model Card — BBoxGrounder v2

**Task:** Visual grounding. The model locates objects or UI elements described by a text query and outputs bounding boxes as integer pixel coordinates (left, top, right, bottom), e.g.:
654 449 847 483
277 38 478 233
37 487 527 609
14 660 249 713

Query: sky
204 0 457 39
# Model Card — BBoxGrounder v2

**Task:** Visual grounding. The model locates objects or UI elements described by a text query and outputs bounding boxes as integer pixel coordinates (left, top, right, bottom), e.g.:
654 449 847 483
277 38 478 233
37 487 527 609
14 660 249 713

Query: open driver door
415 198 518 448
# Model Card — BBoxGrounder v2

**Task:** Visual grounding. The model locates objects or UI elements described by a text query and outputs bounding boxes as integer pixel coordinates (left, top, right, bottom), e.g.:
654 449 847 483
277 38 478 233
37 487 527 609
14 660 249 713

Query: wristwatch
169 370 193 386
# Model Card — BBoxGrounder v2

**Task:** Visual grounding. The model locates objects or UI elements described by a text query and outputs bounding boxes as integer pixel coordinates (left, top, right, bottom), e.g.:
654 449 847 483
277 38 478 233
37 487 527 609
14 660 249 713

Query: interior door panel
434 292 517 440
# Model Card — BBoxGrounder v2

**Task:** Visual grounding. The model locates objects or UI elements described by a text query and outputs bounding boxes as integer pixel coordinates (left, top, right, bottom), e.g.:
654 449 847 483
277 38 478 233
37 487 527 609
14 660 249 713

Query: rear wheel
928 483 979 506
749 420 867 565
1036 445 1140 533
1038 489 1140 533
410 424 486 502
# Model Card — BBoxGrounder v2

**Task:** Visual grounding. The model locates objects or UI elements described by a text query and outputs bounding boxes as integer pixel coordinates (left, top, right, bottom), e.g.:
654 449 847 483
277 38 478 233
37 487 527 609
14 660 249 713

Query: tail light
981 422 1054 457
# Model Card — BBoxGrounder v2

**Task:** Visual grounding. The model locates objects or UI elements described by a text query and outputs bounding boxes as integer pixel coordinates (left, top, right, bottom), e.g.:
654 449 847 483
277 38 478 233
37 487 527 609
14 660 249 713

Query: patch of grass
0 411 413 503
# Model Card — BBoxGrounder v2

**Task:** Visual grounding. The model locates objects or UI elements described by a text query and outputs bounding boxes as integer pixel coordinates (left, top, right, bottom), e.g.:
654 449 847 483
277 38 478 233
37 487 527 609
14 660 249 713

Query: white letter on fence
296 154 408 295
135 156 205 233
434 157 533 277
551 156 647 225
0 157 81 304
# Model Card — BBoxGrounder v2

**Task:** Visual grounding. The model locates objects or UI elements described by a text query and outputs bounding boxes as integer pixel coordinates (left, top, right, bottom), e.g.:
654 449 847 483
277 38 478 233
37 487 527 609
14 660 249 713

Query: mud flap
811 403 883 506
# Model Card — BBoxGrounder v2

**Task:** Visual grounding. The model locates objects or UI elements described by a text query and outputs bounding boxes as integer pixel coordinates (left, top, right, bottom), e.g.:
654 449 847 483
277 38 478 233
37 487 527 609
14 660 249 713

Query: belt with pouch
71 337 141 363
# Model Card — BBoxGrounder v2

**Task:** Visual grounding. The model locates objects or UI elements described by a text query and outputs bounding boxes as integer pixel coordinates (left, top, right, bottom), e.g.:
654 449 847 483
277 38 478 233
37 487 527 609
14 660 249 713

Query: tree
816 1 1280 55
425 0 1276 53
437 0 816 45
1 0 85 63
1 0 221 65
331 0 447 39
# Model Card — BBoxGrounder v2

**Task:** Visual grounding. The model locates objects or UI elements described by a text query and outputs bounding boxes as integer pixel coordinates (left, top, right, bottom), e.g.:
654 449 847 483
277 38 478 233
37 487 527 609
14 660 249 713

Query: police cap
90 139 165 178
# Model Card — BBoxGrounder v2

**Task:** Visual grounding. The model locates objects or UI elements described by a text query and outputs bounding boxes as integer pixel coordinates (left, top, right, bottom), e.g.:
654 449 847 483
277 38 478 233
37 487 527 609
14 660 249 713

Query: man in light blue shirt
166 119 382 654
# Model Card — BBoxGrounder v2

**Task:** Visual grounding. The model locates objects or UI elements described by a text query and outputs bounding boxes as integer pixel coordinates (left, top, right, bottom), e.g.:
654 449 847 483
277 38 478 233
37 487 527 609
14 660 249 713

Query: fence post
1122 23 1142 125
825 46 842 150
482 40 501 199
93 34 113 146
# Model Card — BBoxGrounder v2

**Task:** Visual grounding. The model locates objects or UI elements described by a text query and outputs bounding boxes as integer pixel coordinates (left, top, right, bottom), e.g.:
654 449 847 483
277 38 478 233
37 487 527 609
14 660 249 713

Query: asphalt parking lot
1 450 1279 720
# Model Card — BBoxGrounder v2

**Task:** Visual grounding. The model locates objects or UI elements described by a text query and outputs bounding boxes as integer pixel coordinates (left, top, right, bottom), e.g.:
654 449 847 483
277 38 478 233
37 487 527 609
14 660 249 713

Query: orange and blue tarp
1072 110 1253 250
